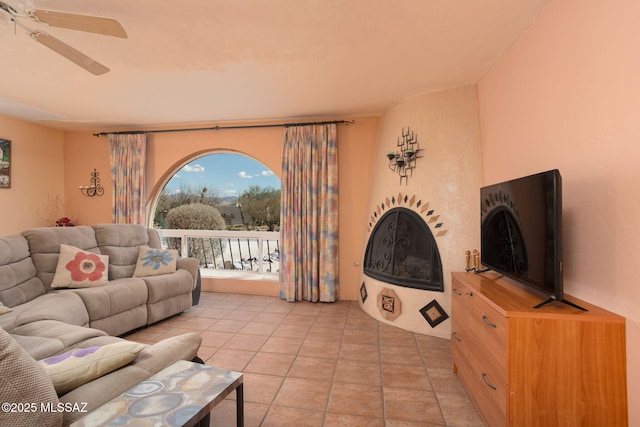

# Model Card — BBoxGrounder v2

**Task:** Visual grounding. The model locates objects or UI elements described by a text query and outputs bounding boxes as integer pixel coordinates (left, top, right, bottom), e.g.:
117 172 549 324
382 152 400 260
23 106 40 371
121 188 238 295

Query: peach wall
359 87 482 338
478 0 639 423
63 131 112 226
0 113 65 235
63 117 379 301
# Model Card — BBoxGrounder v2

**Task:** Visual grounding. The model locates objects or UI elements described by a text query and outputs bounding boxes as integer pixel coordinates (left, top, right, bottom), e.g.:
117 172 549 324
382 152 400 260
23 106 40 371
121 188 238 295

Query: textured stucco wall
359 86 482 338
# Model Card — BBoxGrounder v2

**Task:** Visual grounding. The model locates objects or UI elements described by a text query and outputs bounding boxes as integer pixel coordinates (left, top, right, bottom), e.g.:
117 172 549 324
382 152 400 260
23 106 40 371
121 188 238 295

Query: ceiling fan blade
27 9 127 38
29 31 110 75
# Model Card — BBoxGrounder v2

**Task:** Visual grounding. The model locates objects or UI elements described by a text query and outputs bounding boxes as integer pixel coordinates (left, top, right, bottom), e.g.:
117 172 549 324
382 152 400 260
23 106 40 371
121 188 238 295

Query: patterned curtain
279 124 339 302
108 134 146 224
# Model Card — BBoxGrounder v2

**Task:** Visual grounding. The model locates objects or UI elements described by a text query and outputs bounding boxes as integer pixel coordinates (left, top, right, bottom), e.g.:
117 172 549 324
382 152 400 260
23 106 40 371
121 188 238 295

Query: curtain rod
92 119 354 137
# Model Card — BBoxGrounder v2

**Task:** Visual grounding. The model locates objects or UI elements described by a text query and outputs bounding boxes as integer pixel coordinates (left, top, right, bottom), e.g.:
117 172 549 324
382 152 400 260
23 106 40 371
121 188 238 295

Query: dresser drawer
452 335 506 427
451 316 506 398
451 281 508 425
455 284 506 339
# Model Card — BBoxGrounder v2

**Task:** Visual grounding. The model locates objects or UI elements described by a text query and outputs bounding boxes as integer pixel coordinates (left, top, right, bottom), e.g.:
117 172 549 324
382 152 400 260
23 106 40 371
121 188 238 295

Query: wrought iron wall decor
79 169 104 197
386 127 422 185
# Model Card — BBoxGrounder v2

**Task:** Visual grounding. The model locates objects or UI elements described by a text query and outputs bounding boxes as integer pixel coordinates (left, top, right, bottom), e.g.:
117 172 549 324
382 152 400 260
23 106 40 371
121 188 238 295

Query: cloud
257 170 275 177
238 171 253 179
182 164 205 173
224 189 238 196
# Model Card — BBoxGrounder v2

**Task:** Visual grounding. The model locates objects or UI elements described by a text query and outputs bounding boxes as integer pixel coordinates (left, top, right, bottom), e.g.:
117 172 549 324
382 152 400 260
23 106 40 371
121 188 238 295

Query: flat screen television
480 169 585 310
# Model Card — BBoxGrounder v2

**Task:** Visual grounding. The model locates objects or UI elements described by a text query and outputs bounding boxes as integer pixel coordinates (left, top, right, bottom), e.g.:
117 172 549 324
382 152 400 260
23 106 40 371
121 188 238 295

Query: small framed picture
0 139 10 188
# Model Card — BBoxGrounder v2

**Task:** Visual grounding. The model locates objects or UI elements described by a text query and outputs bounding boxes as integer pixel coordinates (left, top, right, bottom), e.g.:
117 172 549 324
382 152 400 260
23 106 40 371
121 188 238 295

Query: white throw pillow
51 244 109 288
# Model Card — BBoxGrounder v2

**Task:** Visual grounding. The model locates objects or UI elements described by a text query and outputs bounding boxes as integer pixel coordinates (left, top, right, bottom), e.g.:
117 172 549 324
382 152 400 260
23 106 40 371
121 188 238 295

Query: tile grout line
259 300 332 425
318 300 354 425
378 315 388 426
415 332 448 427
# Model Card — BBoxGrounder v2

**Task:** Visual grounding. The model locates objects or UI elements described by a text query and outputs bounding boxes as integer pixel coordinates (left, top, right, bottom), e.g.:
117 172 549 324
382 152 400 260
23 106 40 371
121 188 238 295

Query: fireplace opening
364 207 443 291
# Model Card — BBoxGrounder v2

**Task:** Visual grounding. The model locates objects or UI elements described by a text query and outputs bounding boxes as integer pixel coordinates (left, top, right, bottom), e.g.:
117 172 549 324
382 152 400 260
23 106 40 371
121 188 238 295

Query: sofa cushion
133 247 178 277
0 292 90 332
9 320 108 361
143 269 194 304
0 234 47 307
51 244 109 288
71 278 148 322
40 341 145 395
93 224 150 279
23 226 101 290
0 327 62 427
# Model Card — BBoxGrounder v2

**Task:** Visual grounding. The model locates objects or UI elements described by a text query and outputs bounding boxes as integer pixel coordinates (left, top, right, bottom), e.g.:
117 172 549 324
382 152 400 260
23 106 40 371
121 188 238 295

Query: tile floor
124 292 485 426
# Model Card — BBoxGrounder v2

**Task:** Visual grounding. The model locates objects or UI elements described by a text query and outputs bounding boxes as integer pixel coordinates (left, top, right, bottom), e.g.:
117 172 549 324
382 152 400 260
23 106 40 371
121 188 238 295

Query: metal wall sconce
79 169 104 197
387 127 422 185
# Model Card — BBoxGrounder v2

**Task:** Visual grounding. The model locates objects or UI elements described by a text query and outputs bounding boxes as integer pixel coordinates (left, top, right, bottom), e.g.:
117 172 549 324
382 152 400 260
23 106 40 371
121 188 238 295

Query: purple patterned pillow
39 341 145 394
42 346 100 365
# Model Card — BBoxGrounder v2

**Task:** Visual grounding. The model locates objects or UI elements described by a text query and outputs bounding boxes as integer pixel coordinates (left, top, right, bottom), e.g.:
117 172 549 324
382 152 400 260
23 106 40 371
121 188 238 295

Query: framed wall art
0 139 9 188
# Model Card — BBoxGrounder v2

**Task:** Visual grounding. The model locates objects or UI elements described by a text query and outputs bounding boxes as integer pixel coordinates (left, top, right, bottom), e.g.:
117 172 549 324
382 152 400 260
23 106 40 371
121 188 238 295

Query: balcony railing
155 229 280 276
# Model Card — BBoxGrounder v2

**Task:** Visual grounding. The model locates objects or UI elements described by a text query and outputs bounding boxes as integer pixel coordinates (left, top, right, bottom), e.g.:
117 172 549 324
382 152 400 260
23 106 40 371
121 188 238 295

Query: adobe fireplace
363 207 443 291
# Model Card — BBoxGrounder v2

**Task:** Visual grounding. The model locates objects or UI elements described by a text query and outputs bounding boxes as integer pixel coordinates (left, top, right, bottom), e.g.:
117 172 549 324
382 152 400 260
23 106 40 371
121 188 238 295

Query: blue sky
163 153 280 198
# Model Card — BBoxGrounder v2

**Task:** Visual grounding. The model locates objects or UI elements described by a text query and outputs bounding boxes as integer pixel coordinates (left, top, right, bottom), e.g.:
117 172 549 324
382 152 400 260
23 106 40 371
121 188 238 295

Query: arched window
153 153 280 231
151 152 281 274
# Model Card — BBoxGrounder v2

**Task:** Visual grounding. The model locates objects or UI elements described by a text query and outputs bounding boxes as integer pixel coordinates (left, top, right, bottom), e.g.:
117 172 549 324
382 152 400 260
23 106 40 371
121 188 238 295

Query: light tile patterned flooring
124 292 485 426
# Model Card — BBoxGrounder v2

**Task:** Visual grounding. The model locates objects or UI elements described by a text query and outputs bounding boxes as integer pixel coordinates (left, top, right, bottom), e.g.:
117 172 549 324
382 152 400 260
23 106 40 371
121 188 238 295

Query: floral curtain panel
279 124 339 302
108 134 146 224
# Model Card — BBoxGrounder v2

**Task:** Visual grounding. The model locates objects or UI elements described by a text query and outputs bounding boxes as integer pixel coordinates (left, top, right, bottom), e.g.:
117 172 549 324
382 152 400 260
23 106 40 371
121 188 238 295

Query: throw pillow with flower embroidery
51 244 109 288
133 246 178 277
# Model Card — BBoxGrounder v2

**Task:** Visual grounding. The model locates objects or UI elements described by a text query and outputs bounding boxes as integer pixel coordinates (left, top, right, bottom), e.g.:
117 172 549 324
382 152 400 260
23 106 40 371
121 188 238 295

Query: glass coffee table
71 360 243 427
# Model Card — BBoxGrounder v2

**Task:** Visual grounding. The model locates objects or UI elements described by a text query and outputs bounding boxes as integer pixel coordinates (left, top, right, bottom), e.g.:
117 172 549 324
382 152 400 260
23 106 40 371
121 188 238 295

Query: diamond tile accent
419 300 449 328
360 282 368 303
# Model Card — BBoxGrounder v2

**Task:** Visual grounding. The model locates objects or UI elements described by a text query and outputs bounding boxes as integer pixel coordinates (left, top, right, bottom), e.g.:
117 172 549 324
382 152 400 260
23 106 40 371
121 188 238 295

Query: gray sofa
0 224 203 426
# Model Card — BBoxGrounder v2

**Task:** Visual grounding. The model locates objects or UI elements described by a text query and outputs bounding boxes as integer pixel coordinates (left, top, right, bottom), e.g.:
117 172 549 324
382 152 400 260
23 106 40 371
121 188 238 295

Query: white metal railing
155 229 280 276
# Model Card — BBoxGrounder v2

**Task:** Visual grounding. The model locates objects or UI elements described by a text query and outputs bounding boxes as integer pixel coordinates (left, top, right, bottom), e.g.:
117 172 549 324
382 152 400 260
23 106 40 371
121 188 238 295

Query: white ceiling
0 0 549 131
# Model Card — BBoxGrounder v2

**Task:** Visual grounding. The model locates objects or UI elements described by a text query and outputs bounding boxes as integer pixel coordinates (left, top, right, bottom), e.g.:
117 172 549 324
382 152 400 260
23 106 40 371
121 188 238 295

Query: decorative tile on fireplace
419 300 449 328
360 282 368 303
377 288 402 321
368 193 447 237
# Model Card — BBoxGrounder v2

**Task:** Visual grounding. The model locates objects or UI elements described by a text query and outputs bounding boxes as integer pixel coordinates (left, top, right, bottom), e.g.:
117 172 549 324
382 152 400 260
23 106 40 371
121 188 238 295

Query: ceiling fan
0 1 127 75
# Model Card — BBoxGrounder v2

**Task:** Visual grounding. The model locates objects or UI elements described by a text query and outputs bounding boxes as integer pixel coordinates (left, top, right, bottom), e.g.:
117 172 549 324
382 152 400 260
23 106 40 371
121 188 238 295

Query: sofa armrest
177 257 199 291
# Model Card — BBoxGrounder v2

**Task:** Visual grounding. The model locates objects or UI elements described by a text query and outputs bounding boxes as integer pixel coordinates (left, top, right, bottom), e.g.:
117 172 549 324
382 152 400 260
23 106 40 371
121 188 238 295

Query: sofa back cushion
23 226 100 290
93 224 153 280
0 235 47 307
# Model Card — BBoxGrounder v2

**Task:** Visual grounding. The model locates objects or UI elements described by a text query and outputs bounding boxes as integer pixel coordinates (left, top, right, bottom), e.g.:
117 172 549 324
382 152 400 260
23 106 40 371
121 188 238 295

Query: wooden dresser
451 272 627 427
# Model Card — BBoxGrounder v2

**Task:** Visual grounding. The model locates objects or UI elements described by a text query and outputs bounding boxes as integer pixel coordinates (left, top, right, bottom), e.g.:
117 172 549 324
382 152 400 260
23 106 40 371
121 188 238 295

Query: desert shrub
164 203 227 267
165 203 226 230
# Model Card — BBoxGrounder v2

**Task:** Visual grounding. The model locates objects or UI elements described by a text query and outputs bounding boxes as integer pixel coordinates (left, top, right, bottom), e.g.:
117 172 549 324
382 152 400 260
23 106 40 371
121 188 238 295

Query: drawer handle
452 332 462 342
482 372 497 390
453 288 462 296
466 291 474 297
482 315 497 328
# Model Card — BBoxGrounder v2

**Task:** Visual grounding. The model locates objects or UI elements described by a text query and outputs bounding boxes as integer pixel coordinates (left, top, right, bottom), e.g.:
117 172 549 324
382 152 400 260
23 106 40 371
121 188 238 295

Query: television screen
480 169 563 305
